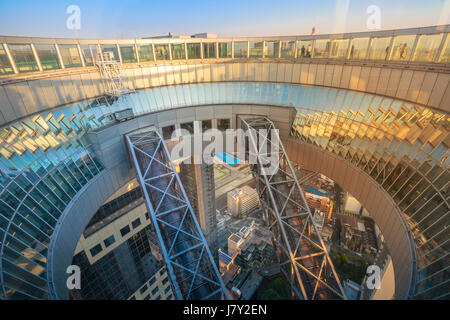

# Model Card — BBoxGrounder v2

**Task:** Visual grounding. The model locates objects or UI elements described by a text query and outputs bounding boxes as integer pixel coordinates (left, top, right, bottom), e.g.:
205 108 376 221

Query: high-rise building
179 160 217 249
227 186 259 216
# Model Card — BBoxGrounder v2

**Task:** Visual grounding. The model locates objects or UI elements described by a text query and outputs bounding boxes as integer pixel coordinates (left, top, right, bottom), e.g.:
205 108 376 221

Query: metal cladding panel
367 67 381 93
292 63 301 84
417 72 438 105
407 70 426 102
349 66 361 90
315 64 325 86
376 68 392 95
357 67 371 92
386 69 403 97
339 65 351 89
331 64 342 87
396 69 414 99
428 73 449 108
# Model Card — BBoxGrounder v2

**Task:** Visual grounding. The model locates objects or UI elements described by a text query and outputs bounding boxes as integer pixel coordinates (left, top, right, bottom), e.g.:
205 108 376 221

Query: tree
261 288 282 300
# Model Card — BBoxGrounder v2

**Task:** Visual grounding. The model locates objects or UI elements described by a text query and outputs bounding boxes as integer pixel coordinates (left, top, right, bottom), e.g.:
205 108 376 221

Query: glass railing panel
249 41 263 58
137 44 154 62
100 44 119 61
8 44 38 72
330 39 349 59
348 38 370 59
296 40 312 58
368 37 392 60
390 35 416 61
154 44 170 61
58 44 82 68
0 44 13 74
264 41 279 58
171 43 185 60
119 44 137 63
413 33 444 62
234 41 247 58
187 43 201 59
313 39 330 58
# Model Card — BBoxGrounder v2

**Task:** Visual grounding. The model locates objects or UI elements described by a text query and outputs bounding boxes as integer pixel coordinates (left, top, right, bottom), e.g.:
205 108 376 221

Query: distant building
191 32 217 39
227 186 259 216
228 233 244 256
128 266 175 300
344 279 361 300
312 209 325 234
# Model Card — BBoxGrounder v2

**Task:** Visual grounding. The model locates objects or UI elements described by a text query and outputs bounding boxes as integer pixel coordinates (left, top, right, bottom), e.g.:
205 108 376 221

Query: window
155 295 161 300
100 44 119 61
217 119 230 131
249 41 263 58
164 286 171 294
203 43 216 59
103 235 115 247
35 44 60 70
264 41 279 58
120 225 130 237
202 120 212 131
218 42 232 58
143 294 150 300
313 40 330 58
162 125 175 140
171 43 185 60
438 34 450 63
59 44 82 68
390 35 416 61
162 277 169 285
89 244 102 257
0 44 13 74
151 287 159 295
296 40 312 58
149 277 156 286
154 44 170 60
413 33 444 62
368 37 392 60
80 44 94 66
329 39 349 59
234 41 248 58
132 218 141 229
119 44 137 63
138 44 154 62
187 43 201 59
180 122 194 134
167 294 173 300
145 212 150 220
280 41 295 58
8 44 38 72
139 284 148 294
348 38 369 59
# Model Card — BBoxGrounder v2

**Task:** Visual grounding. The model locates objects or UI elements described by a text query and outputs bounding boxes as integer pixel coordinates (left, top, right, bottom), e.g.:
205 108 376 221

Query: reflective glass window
296 40 312 58
35 44 60 70
154 44 170 60
264 41 279 58
203 43 216 58
438 34 450 63
390 35 416 61
313 40 330 58
58 44 82 68
79 44 94 66
119 44 137 63
280 41 295 58
368 37 392 60
103 235 115 247
349 38 370 59
329 39 349 59
100 44 119 61
137 44 154 62
89 244 102 257
7 44 38 73
234 41 248 58
413 33 444 62
218 42 232 58
187 43 201 59
0 44 13 74
217 119 230 131
171 43 185 60
249 41 263 58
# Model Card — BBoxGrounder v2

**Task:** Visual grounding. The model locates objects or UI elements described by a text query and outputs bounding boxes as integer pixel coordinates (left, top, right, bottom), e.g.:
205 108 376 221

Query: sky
0 0 449 38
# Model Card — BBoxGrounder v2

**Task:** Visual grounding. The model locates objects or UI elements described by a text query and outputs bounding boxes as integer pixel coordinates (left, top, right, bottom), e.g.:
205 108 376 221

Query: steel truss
240 117 347 300
126 128 228 300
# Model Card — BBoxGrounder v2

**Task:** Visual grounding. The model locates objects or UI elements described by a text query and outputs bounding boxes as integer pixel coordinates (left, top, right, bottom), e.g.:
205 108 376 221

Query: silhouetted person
399 43 407 59
301 45 306 57
307 44 312 58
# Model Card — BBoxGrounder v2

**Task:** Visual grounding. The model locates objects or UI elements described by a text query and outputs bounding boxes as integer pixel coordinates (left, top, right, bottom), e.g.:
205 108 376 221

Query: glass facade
218 42 232 58
203 43 216 59
349 38 370 59
119 44 137 63
154 44 170 61
8 44 38 73
330 39 349 59
368 37 392 60
100 44 119 61
264 41 279 58
137 44 154 62
34 44 60 70
296 40 312 58
58 45 82 68
170 43 185 60
390 35 416 61
187 43 201 59
413 33 444 62
313 39 330 58
0 44 13 74
249 41 263 58
234 41 248 58
280 41 295 58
